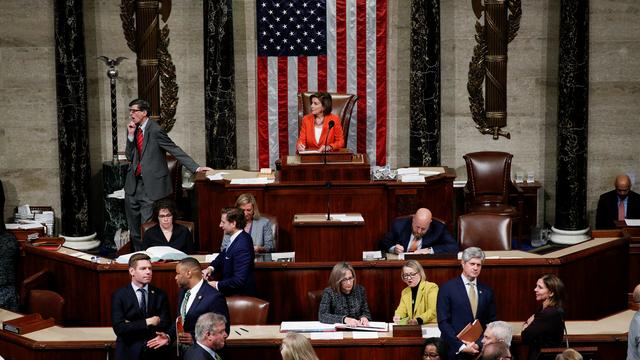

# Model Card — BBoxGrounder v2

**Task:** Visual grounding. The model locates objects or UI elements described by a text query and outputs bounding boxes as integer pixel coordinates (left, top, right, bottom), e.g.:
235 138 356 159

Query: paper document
107 189 125 199
116 246 188 264
401 175 426 183
352 331 379 339
625 219 640 226
205 253 219 263
5 223 43 230
397 168 419 175
331 214 364 222
207 172 228 181
230 178 274 185
298 150 321 154
280 321 336 332
422 326 441 338
311 332 343 340
335 321 388 332
419 170 441 177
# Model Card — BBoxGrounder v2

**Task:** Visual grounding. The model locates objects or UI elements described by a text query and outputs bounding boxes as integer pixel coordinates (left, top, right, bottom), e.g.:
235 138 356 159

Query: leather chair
458 213 512 251
307 289 324 320
298 92 358 143
140 219 195 246
21 269 65 325
226 296 270 325
463 151 524 242
165 154 183 202
260 214 278 251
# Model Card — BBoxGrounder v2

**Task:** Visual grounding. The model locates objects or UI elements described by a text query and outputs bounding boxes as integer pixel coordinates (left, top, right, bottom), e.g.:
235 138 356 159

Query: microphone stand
322 120 335 220
323 120 335 165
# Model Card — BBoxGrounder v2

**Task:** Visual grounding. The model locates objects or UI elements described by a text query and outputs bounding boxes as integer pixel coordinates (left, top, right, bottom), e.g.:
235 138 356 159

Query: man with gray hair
628 283 640 360
482 321 513 347
184 312 228 360
480 341 511 360
437 247 497 359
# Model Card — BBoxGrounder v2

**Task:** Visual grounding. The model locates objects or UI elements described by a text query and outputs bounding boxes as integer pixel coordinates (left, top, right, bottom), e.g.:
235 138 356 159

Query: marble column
409 0 441 166
204 0 237 169
54 0 93 237
551 0 589 244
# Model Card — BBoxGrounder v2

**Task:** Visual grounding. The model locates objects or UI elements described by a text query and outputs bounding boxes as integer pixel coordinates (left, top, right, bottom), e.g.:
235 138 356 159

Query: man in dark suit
167 257 230 351
204 207 257 297
124 98 212 251
111 253 171 359
380 208 458 255
184 312 228 360
437 247 497 359
596 174 640 229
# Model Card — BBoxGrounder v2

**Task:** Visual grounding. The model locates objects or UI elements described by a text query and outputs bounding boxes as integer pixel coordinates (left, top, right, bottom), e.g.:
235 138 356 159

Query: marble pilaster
409 0 441 166
54 0 93 236
554 0 589 231
204 0 238 169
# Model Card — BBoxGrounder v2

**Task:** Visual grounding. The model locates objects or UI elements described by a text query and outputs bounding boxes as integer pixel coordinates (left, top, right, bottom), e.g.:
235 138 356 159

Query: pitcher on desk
296 92 345 152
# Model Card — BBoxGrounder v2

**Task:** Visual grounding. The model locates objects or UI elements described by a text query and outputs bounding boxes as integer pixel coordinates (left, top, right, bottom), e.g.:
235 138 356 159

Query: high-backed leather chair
458 213 512 251
260 214 278 251
307 289 324 320
463 151 524 241
165 154 183 202
21 269 65 325
226 296 270 325
298 92 358 143
140 220 195 245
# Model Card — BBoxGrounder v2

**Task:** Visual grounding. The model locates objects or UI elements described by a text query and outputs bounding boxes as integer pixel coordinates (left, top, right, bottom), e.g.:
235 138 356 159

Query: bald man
380 208 458 255
596 174 640 229
628 284 640 360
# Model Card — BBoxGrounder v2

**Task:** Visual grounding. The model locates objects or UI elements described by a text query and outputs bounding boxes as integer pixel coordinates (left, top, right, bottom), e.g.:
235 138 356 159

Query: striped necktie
180 290 191 320
135 128 144 176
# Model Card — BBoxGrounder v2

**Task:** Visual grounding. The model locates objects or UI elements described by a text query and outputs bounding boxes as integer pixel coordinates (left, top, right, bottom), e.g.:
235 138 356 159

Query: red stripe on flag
376 0 388 165
335 0 347 93
356 0 368 155
298 56 308 94
317 55 327 92
277 57 289 161
257 56 269 169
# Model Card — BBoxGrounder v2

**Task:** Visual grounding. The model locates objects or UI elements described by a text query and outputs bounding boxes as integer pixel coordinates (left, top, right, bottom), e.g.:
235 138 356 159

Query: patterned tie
468 283 477 318
135 127 144 176
408 236 420 252
618 199 625 221
213 352 222 360
138 288 147 317
180 290 191 320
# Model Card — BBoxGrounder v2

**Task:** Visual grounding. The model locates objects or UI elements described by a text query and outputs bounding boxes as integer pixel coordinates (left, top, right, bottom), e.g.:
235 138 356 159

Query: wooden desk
20 236 627 327
292 213 365 261
0 309 114 360
195 168 456 253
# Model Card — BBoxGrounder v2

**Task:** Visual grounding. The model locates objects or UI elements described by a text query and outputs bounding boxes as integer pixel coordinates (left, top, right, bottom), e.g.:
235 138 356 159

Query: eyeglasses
129 108 143 113
158 214 173 218
341 277 355 283
422 353 440 359
402 272 419 280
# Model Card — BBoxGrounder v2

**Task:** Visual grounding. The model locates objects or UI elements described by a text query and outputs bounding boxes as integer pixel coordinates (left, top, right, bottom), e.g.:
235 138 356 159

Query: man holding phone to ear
124 99 213 251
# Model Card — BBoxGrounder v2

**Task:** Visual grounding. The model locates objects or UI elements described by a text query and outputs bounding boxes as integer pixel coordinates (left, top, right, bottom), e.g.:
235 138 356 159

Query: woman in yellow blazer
393 260 439 325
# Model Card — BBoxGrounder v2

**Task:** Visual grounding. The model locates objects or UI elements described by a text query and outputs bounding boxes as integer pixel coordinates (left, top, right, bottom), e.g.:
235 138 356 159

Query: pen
235 330 241 336
240 327 249 332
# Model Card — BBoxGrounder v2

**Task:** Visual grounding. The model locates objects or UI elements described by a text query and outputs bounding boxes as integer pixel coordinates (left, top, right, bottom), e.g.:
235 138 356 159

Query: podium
291 213 366 261
277 150 370 182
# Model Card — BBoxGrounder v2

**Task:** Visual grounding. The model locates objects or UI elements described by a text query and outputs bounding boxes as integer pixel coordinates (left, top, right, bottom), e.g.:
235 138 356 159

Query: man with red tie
380 207 458 255
124 99 212 251
596 174 640 229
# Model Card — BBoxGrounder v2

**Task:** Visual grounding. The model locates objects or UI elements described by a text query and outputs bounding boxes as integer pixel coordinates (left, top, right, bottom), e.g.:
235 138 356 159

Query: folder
456 319 483 343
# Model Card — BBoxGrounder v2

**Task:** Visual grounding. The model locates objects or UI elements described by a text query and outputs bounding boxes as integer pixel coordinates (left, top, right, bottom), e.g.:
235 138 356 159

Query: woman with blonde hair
220 193 274 253
280 332 319 360
318 262 371 326
393 260 439 325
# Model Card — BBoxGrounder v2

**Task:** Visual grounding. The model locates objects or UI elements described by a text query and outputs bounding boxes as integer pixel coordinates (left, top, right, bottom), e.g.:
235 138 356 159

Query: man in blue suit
184 312 228 360
111 253 171 359
165 257 230 352
437 247 497 359
381 208 458 255
204 207 257 297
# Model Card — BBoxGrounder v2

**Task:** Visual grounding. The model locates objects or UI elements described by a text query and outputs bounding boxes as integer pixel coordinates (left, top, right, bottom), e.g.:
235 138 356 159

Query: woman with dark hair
422 337 448 360
318 262 371 326
0 180 19 311
142 198 193 253
296 92 345 152
521 274 566 359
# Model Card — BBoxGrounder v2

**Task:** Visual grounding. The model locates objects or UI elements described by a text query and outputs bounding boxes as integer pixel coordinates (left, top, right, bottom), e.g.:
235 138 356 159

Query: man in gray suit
125 99 212 251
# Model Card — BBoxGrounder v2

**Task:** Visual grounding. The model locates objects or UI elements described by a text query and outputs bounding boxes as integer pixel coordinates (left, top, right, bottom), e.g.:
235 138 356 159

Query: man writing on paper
111 253 171 359
380 208 458 255
167 257 230 354
184 312 228 360
124 98 212 251
436 247 496 359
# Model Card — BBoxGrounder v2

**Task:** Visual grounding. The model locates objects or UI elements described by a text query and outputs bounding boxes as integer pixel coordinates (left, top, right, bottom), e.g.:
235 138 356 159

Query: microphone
323 120 335 165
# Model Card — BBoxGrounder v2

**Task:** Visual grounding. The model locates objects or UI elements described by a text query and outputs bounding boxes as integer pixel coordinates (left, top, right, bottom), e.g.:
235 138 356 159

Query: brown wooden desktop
19 236 628 328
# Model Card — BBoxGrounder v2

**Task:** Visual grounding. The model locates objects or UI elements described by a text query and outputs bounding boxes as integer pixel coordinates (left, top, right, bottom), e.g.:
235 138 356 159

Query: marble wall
1 0 639 231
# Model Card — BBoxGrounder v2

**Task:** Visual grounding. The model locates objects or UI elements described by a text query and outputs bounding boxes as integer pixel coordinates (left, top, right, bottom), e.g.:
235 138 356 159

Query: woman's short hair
152 198 177 223
328 262 356 293
309 92 332 116
402 260 426 281
540 274 565 308
423 337 448 360
235 193 261 218
280 332 319 360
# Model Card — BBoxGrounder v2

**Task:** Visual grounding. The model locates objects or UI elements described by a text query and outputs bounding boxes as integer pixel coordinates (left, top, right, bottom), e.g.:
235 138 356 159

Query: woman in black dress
142 199 193 253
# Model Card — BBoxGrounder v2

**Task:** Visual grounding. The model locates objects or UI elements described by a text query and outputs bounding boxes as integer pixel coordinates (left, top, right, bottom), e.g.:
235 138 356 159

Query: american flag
256 0 388 168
